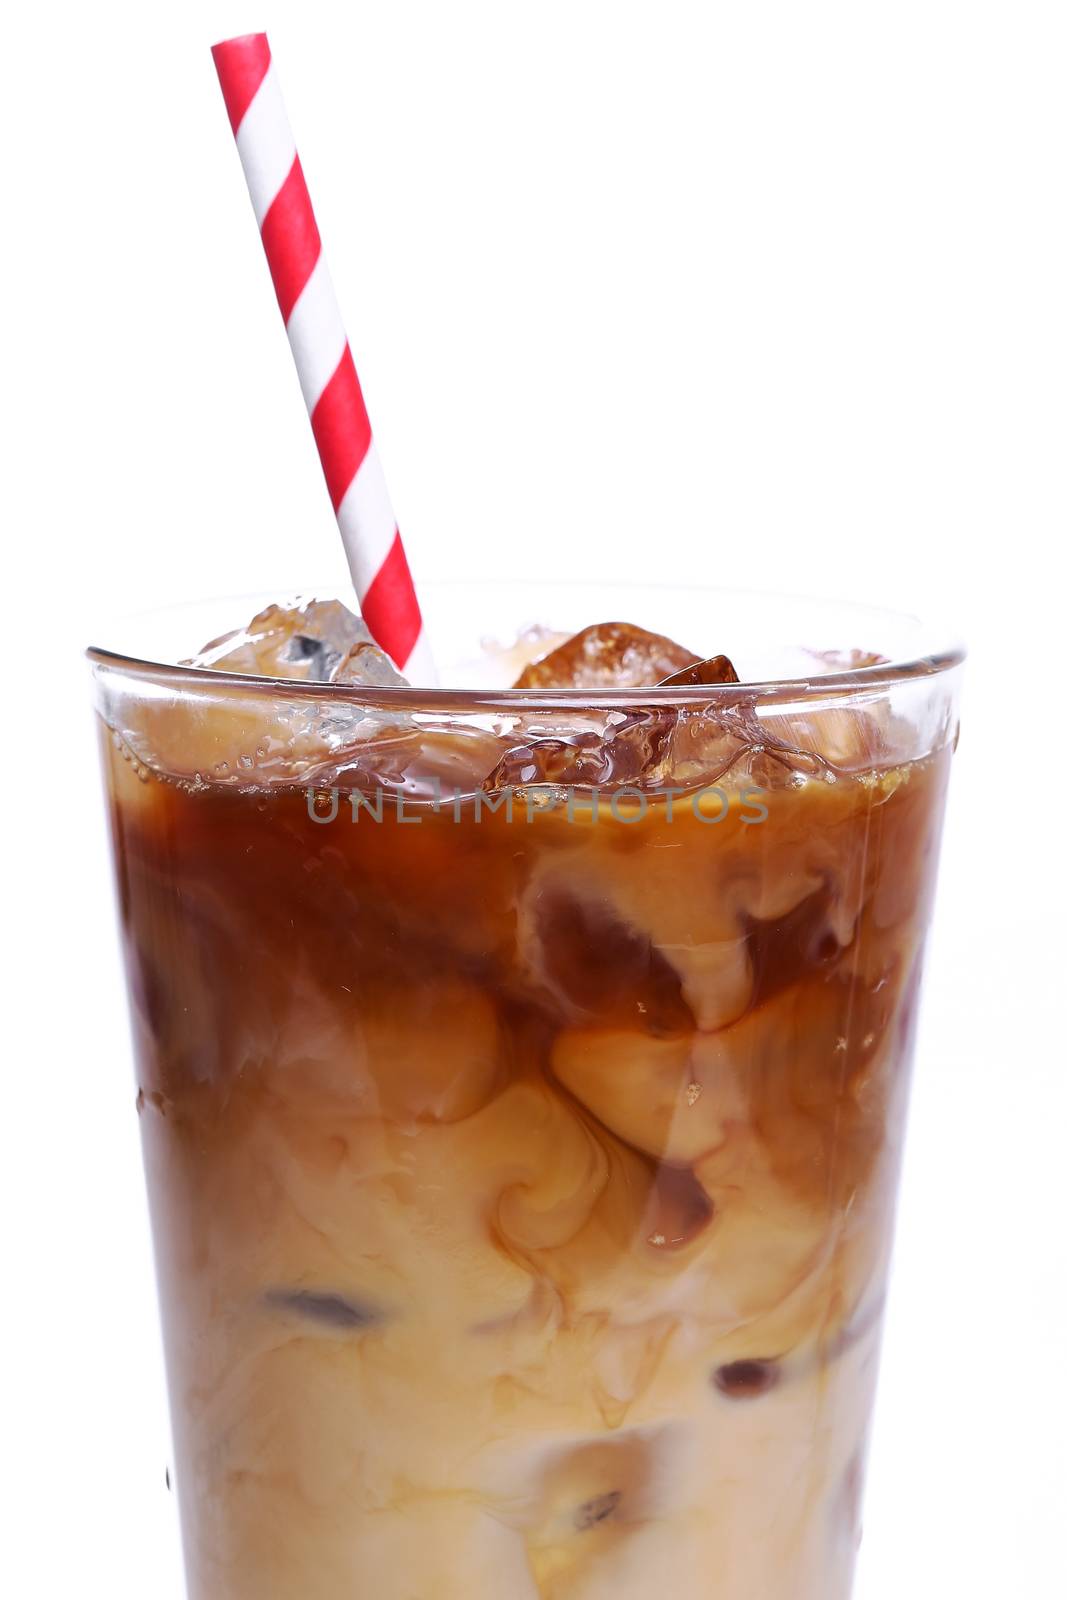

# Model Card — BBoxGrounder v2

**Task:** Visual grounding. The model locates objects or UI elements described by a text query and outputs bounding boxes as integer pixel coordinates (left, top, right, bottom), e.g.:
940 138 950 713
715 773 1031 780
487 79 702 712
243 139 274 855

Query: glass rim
86 580 966 712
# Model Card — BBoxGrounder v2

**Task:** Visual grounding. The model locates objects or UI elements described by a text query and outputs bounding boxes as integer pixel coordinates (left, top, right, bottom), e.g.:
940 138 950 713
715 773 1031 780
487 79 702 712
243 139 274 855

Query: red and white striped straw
211 32 434 682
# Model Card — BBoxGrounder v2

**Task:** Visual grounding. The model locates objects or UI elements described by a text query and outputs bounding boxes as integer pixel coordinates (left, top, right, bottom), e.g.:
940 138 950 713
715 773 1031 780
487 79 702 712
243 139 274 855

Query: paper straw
212 32 435 682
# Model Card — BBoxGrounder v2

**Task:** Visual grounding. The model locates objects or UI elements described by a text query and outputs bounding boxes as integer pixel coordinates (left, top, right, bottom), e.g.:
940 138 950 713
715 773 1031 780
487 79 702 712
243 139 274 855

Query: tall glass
90 583 962 1600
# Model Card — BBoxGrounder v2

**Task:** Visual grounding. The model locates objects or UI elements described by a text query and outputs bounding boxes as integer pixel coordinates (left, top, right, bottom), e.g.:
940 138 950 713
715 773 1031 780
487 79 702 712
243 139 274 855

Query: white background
2 2 1065 1595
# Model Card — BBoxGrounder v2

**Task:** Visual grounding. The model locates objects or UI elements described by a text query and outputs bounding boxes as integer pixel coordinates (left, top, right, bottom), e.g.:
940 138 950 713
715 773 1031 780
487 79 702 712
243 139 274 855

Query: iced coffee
93 597 959 1599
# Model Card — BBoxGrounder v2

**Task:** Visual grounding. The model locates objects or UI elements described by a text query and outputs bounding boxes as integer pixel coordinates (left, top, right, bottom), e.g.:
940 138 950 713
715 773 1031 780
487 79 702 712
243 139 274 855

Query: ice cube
331 637 407 688
805 647 890 672
513 622 700 689
574 1490 623 1531
642 1164 715 1251
550 1027 741 1163
186 599 402 684
657 654 740 687
480 624 574 684
483 696 842 800
263 1289 385 1329
529 1436 655 1561
482 708 680 793
530 893 694 1035
758 705 886 774
712 1359 781 1399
